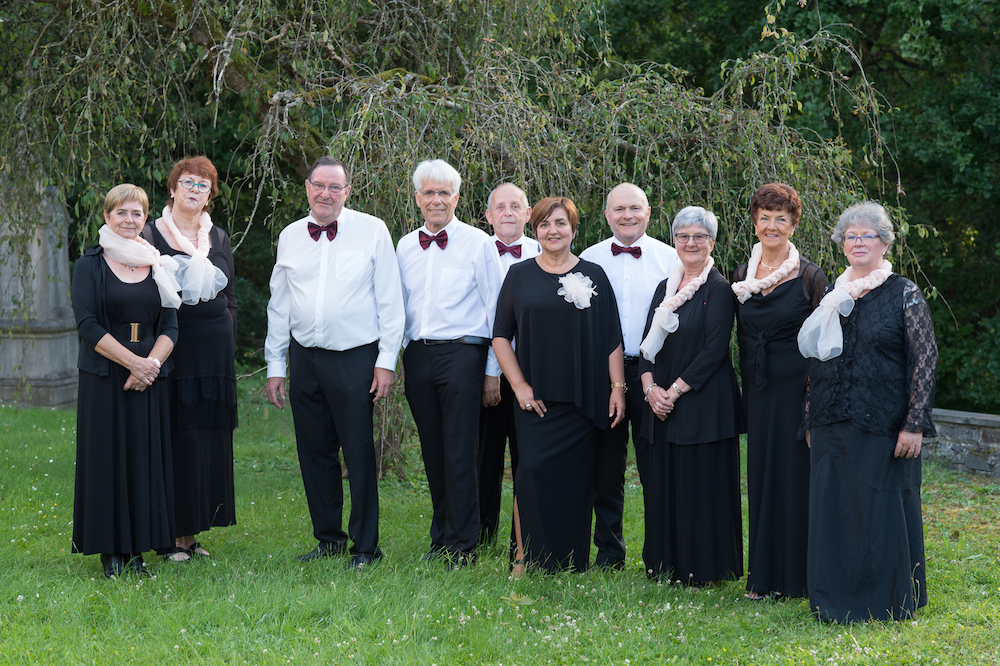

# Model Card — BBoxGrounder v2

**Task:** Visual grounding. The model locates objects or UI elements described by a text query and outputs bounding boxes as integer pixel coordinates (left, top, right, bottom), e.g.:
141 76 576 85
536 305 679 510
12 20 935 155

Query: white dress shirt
265 208 405 378
397 218 503 376
491 233 542 277
580 234 679 357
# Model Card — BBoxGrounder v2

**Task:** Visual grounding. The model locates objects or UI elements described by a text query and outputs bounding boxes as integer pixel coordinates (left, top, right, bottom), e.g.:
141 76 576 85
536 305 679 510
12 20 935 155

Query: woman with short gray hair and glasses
638 205 745 585
799 201 937 623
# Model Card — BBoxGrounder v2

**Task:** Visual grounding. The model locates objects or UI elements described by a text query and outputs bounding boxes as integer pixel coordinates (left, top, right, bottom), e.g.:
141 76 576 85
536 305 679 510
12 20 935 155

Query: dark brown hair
750 183 802 226
528 196 579 236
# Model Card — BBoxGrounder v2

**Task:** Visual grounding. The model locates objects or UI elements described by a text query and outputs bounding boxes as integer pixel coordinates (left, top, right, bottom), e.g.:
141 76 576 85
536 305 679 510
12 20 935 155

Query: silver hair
831 201 895 246
605 183 649 211
487 183 528 211
412 159 462 193
671 205 718 240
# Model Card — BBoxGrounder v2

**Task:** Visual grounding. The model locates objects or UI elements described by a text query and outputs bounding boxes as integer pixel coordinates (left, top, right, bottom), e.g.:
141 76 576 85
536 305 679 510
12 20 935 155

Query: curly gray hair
831 201 895 247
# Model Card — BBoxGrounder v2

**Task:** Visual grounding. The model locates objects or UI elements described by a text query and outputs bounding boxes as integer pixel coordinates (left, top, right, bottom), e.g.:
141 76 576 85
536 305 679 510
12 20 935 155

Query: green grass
2 387 999 665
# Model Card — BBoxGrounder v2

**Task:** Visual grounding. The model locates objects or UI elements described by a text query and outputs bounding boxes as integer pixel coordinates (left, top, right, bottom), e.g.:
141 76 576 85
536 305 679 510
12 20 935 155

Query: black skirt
808 420 927 623
514 401 597 573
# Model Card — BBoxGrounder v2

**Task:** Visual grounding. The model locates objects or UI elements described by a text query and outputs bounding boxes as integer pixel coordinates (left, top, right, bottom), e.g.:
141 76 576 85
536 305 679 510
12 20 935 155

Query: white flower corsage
557 272 597 309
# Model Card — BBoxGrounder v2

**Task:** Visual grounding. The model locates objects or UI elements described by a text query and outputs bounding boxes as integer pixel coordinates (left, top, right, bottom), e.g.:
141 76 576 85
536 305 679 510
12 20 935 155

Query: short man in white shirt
479 183 540 546
264 157 405 569
579 182 679 569
396 159 504 566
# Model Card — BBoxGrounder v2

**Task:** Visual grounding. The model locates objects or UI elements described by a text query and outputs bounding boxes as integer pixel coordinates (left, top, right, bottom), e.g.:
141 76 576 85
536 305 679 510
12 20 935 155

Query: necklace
760 261 779 270
110 256 136 272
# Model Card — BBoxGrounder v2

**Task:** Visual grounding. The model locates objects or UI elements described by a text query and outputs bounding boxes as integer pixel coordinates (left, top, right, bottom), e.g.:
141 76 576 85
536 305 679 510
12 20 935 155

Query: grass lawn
1 384 999 665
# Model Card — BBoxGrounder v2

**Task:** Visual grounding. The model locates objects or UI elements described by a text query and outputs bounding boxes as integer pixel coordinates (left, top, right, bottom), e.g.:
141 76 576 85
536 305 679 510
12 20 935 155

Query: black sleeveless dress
148 223 237 536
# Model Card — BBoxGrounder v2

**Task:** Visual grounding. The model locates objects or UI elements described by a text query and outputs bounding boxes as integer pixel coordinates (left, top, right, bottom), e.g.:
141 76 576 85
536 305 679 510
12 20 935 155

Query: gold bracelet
671 381 685 396
611 381 627 394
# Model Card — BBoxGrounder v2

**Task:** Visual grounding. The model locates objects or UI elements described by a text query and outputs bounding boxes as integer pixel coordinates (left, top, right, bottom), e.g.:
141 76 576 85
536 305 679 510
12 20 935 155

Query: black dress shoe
129 554 152 577
296 541 348 562
101 553 125 579
345 552 382 570
422 549 443 562
447 550 477 570
594 559 625 572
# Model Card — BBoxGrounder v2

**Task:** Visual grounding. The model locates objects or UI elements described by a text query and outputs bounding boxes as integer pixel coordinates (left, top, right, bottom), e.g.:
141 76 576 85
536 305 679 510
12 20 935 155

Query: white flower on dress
557 272 597 309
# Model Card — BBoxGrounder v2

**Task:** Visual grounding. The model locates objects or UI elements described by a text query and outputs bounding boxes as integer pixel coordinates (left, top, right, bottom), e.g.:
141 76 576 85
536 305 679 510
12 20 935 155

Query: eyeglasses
419 189 454 199
844 234 879 244
308 180 348 194
674 233 711 245
178 179 211 194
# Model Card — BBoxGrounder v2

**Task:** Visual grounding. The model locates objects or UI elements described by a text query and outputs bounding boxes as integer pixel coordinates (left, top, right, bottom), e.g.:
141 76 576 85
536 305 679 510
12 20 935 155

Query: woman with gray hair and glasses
798 201 937 623
638 205 745 585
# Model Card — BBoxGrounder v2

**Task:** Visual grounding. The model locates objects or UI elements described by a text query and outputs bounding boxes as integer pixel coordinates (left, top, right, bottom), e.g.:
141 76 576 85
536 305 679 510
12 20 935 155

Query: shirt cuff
267 359 287 379
375 351 398 372
485 350 501 378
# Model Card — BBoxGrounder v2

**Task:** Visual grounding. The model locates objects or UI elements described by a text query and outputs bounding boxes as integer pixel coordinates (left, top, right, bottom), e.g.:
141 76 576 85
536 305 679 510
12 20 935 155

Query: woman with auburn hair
731 183 829 600
493 196 625 575
143 156 238 562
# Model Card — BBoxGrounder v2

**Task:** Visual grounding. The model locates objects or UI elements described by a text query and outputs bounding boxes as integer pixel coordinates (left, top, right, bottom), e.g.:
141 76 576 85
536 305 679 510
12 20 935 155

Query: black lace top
804 273 937 437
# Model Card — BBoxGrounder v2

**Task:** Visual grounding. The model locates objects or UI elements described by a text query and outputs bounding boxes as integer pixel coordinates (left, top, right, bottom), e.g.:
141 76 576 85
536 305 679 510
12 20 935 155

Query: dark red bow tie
496 240 521 258
419 229 448 250
611 242 641 258
308 220 337 241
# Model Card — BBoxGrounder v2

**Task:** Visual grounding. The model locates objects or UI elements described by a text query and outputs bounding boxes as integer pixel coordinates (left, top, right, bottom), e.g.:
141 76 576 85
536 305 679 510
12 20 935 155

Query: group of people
73 156 937 625
72 157 237 577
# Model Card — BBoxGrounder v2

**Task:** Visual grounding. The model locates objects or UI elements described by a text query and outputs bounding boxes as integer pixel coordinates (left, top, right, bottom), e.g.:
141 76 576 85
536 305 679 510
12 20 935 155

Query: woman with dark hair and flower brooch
639 205 746 585
493 196 625 575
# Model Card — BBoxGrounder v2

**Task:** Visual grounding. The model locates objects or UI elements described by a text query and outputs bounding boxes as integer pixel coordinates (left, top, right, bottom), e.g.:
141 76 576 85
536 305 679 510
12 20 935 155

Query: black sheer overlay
733 259 828 390
805 274 937 437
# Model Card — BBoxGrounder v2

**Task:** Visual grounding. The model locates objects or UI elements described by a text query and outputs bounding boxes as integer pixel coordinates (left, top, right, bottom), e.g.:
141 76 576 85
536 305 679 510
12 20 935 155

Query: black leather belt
109 321 152 343
624 355 641 365
421 336 492 346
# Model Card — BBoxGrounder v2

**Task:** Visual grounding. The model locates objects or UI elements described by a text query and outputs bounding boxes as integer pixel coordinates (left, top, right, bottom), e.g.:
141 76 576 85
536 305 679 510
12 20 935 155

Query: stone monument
0 183 79 408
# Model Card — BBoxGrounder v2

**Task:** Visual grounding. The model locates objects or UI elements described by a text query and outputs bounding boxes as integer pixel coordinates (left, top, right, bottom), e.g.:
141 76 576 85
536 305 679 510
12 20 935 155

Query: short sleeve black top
493 258 623 430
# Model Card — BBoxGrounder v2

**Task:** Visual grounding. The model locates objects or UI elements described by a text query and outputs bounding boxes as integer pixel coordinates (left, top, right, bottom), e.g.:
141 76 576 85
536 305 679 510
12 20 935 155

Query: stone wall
924 408 1000 479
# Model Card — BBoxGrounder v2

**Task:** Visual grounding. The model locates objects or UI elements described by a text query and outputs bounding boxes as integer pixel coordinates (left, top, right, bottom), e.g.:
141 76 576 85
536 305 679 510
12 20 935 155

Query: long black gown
493 258 622 572
638 269 745 582
734 259 828 598
805 274 936 623
73 264 176 556
148 223 237 536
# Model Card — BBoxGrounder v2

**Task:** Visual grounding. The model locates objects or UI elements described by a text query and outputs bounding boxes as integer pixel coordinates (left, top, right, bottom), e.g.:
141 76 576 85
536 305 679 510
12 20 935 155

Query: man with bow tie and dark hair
579 182 679 570
479 183 540 548
396 159 503 567
264 156 404 569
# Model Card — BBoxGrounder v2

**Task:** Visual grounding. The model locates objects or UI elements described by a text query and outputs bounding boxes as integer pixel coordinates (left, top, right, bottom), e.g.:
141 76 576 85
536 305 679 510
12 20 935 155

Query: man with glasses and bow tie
479 183 540 548
264 156 404 569
579 182 679 570
396 159 504 567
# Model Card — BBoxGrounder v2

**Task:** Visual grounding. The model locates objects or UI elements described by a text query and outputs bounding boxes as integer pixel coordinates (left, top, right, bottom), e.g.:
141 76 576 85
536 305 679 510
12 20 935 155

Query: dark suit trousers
404 341 487 554
593 359 648 565
289 339 380 556
478 374 519 544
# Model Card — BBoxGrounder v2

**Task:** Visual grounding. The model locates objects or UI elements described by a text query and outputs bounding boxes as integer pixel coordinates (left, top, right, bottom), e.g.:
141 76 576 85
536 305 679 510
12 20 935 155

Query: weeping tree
1 0 916 473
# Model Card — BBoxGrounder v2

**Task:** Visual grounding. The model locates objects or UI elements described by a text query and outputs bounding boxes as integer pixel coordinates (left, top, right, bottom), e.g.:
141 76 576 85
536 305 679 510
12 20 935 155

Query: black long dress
72 262 176 556
493 259 622 572
734 259 828 598
805 274 936 623
148 223 237 536
638 269 745 582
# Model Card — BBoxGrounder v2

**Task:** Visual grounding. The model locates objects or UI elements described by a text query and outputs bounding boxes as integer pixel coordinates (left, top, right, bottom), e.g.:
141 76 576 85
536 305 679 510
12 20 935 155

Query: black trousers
478 375 519 545
592 359 648 565
403 341 487 554
289 339 380 556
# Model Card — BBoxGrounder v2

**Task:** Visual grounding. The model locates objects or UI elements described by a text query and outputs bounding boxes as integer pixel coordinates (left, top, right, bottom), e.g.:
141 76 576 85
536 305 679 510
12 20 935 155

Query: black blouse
805 273 937 437
637 268 746 445
493 258 622 430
